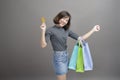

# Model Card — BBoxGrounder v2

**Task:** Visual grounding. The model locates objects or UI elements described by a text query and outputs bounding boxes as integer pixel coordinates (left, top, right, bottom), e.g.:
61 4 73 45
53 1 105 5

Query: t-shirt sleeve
68 30 79 40
45 28 52 43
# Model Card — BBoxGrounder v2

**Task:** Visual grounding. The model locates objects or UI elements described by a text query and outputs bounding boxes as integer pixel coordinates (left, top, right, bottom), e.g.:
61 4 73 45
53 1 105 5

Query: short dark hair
53 11 71 30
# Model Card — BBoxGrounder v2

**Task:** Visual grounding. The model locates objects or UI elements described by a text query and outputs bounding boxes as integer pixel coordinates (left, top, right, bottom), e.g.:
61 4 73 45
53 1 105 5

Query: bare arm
40 23 47 48
81 25 100 40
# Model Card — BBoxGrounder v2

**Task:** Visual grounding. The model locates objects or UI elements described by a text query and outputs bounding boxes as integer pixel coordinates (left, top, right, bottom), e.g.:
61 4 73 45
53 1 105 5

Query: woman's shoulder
47 25 57 30
46 25 56 33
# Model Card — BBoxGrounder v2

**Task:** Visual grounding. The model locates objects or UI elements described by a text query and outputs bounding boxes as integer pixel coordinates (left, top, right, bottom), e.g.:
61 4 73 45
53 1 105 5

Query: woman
40 11 100 80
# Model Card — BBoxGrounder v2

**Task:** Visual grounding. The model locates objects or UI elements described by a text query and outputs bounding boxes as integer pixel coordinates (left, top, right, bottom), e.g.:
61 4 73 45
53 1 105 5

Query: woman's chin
60 24 66 27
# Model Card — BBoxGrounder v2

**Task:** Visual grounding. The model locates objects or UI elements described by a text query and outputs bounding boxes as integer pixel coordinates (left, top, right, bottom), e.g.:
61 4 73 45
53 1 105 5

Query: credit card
41 17 45 23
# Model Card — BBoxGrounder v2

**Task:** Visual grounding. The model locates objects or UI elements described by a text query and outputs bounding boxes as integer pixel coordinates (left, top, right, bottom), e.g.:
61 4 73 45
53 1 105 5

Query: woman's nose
63 20 67 23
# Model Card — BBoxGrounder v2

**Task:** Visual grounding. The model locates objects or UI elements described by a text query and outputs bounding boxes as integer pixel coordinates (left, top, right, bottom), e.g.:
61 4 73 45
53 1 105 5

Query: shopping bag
68 43 79 70
82 40 93 71
76 42 84 72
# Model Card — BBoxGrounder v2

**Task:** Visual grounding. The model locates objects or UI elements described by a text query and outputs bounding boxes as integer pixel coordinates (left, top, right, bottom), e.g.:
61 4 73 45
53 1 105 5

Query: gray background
0 0 120 80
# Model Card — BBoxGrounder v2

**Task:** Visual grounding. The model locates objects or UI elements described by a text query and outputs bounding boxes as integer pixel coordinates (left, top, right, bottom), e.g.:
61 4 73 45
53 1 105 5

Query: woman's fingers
40 23 46 30
94 25 100 31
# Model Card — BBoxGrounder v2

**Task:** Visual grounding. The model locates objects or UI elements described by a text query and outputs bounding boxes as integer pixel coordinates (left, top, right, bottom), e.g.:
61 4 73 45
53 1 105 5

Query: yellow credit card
41 17 45 23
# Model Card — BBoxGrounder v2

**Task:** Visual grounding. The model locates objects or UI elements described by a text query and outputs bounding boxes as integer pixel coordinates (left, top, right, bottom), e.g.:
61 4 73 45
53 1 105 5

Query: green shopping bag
76 42 84 72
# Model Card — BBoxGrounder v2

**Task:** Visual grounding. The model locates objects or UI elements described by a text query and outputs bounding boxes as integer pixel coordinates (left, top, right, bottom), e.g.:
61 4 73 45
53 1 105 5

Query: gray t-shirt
45 25 79 51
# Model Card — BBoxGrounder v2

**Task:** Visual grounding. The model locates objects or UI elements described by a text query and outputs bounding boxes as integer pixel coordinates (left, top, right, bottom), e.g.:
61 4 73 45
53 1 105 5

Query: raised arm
81 25 100 40
40 23 47 48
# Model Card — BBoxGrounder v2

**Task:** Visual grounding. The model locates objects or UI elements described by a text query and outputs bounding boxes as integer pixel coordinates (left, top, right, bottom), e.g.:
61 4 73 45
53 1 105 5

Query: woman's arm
81 25 100 40
40 23 47 48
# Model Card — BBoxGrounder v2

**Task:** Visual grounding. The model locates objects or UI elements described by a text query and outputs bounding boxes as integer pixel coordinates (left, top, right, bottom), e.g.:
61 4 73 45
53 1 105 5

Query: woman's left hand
93 25 100 32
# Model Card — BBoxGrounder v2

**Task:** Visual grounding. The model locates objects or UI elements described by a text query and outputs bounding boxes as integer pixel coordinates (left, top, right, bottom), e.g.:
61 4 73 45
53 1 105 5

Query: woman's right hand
40 23 46 31
40 22 47 48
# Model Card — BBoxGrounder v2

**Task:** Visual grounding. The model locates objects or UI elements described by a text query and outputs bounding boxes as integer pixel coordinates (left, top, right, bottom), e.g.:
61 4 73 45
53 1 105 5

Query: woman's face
58 17 69 27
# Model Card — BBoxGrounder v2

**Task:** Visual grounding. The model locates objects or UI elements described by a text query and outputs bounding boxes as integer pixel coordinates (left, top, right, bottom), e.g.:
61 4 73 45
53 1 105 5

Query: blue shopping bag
68 43 79 70
81 39 93 71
